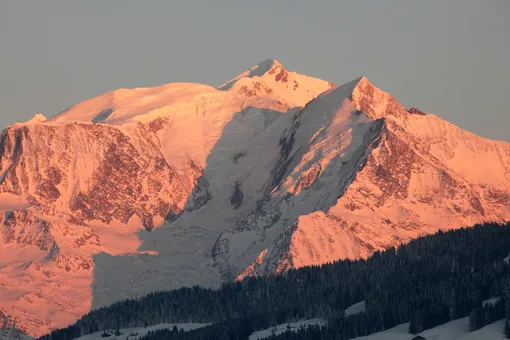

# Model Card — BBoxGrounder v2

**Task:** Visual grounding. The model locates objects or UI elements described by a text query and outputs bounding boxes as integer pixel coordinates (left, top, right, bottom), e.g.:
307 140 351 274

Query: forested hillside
40 222 510 340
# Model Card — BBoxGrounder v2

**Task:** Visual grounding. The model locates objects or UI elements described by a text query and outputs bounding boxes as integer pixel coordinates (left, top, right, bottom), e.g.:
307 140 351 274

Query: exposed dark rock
274 68 288 83
2 210 55 251
238 82 274 97
164 203 183 223
147 117 168 133
294 163 322 193
185 176 211 212
36 180 61 202
487 188 510 205
269 119 301 193
268 65 289 83
470 195 485 216
233 152 246 164
212 206 282 280
230 182 244 209
408 107 427 115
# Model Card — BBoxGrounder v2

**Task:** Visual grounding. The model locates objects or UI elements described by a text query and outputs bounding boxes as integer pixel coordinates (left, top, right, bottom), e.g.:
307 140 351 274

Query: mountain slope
0 60 508 337
218 76 510 279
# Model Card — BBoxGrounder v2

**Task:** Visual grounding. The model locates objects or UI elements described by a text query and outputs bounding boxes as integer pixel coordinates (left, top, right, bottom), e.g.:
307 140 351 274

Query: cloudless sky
1 0 509 141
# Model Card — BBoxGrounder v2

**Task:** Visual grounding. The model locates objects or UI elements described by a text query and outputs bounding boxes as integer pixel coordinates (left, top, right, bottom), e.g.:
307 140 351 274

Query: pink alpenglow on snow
0 59 508 337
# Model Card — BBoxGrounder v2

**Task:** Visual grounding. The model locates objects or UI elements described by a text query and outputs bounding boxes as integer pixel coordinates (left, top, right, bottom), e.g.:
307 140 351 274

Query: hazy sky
1 0 509 141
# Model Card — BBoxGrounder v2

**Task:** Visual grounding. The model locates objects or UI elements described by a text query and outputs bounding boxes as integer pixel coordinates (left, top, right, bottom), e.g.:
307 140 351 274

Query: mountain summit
218 58 336 106
217 58 285 90
0 60 509 337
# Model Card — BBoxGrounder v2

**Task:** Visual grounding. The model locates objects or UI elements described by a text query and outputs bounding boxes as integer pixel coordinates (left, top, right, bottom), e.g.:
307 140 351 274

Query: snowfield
353 317 506 340
345 300 366 316
247 317 507 340
248 319 327 340
72 323 210 340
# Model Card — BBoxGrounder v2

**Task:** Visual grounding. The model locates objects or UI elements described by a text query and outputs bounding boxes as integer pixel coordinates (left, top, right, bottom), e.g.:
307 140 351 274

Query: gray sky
1 0 509 141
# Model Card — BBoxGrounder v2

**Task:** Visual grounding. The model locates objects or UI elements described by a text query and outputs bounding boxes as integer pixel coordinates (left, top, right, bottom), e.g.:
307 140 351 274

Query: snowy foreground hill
247 317 509 340
0 59 509 337
352 317 507 340
38 316 509 340
38 318 505 340
249 317 507 340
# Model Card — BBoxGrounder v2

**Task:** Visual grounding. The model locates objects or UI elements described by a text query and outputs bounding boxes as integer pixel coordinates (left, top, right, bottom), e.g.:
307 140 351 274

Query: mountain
230 76 510 279
0 59 508 337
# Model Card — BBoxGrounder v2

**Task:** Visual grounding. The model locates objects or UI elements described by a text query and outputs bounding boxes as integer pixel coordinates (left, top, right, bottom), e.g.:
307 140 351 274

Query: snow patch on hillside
353 317 506 340
72 323 210 340
345 300 366 316
483 297 502 306
249 319 326 340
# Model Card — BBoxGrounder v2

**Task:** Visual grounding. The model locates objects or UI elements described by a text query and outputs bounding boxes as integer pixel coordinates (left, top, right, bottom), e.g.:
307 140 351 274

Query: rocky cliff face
0 122 190 229
230 77 510 279
235 99 510 278
0 60 508 337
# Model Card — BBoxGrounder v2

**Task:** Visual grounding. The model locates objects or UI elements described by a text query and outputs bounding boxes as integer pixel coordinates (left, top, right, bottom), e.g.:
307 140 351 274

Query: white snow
345 300 366 316
13 113 47 126
47 83 219 126
248 319 326 340
353 317 507 340
483 297 502 306
72 323 209 340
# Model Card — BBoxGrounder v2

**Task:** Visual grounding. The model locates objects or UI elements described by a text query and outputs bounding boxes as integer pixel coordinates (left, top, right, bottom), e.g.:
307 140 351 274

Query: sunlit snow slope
0 59 508 337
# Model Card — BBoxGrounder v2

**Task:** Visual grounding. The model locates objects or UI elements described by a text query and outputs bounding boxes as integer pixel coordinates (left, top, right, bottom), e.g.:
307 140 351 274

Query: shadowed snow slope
249 317 507 340
352 317 506 340
73 323 209 340
0 60 508 337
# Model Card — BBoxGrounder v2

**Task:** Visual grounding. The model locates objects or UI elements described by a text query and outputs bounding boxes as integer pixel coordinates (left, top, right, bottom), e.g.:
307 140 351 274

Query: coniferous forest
39 222 510 340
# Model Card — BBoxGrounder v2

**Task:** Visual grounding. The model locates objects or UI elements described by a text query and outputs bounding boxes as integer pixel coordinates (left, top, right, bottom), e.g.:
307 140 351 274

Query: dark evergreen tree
469 308 481 332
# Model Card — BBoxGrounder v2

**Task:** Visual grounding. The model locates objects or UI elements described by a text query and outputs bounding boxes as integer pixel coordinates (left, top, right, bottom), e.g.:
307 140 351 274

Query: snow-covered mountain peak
1 60 509 338
34 60 332 128
15 113 47 126
308 75 405 120
345 76 408 120
30 113 47 123
217 58 284 91
46 82 220 125
251 58 286 79
218 59 335 107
